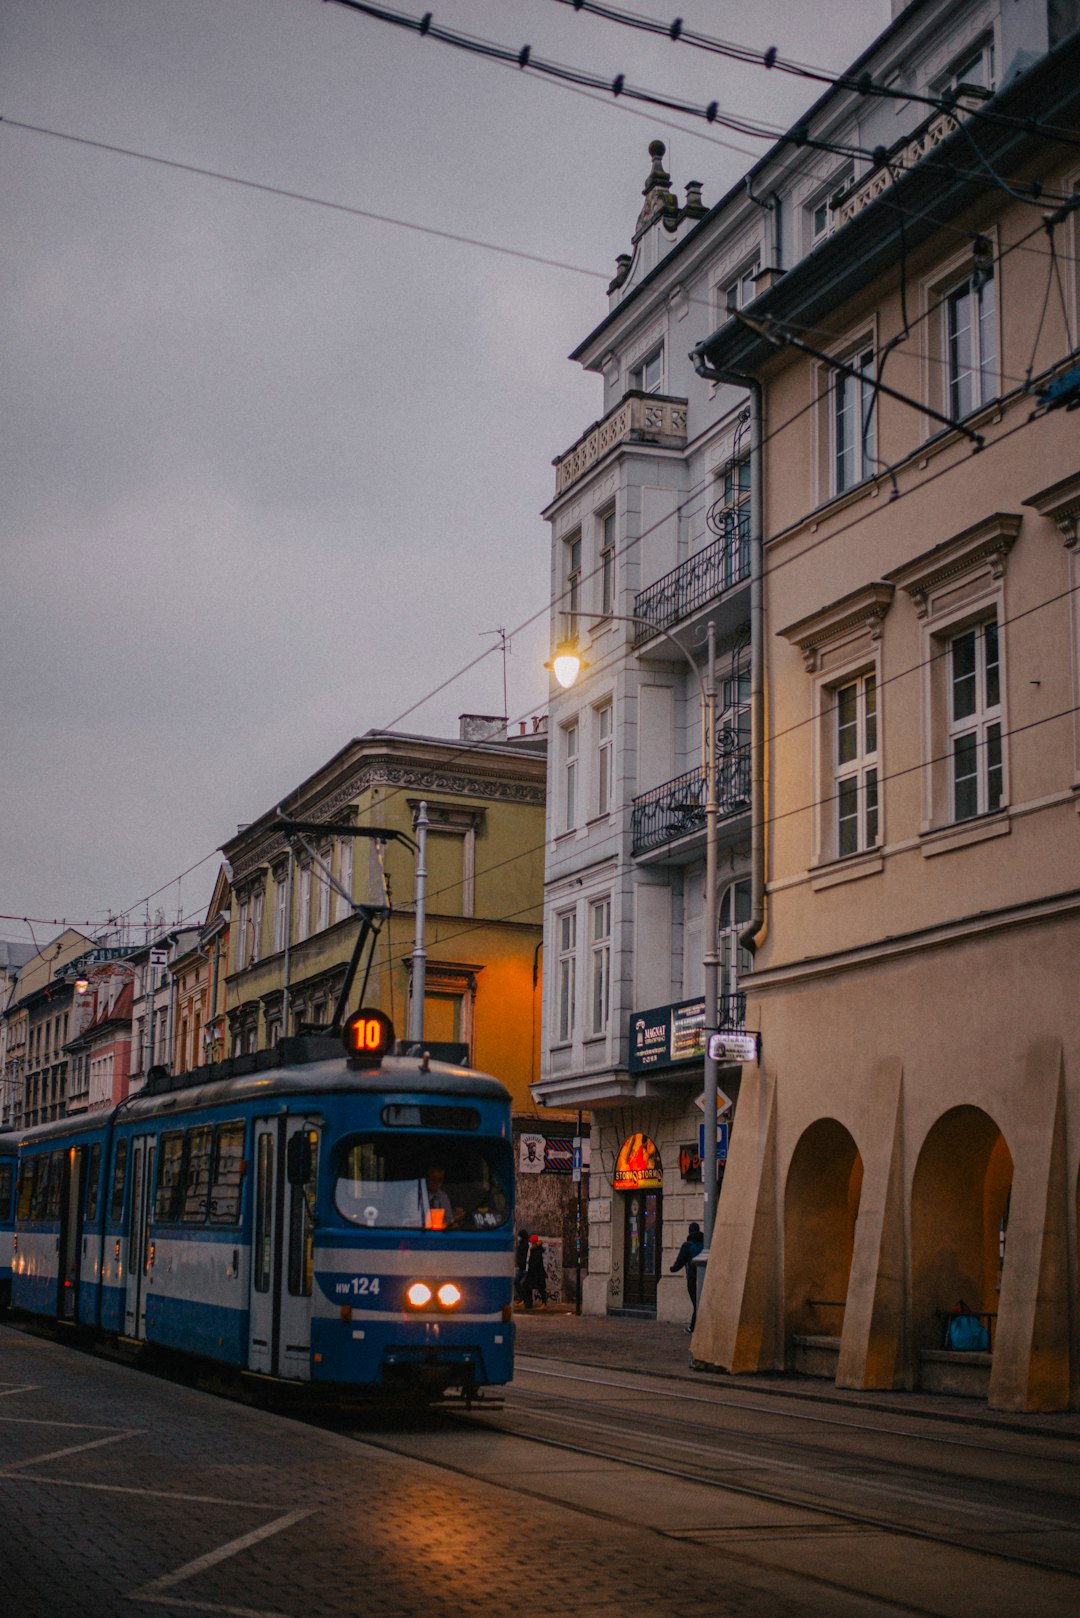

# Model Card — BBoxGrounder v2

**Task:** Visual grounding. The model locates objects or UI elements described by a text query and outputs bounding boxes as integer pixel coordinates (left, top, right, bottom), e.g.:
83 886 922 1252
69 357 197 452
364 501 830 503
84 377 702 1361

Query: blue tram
0 1132 17 1309
9 1033 515 1399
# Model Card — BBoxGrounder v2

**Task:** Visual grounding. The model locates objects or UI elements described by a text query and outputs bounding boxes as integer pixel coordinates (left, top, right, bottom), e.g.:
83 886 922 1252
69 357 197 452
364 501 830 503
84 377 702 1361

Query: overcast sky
1 0 890 942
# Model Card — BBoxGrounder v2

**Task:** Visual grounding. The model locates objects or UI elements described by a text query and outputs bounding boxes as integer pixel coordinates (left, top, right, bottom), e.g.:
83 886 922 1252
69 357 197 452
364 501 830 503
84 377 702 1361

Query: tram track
337 1355 1080 1605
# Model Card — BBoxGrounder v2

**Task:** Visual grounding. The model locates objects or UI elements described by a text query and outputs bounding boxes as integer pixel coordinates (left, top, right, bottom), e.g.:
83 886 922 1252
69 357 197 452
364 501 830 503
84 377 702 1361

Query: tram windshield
334 1134 512 1231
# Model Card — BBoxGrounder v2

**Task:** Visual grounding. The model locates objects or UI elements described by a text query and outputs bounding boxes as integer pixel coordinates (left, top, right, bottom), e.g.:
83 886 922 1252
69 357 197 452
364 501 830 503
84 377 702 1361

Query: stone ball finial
643 139 671 197
649 140 666 160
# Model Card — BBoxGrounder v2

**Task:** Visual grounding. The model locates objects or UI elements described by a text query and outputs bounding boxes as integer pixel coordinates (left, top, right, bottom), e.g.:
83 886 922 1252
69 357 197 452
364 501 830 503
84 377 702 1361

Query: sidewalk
513 1303 1080 1440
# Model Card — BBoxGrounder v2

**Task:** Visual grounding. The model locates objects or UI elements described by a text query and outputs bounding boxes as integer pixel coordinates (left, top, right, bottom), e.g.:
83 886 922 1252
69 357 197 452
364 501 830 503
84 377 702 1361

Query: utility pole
409 801 428 1049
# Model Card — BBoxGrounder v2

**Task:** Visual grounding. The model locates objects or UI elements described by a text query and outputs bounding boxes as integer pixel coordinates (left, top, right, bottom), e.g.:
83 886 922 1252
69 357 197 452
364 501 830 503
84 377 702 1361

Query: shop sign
678 1142 702 1182
613 1133 663 1191
628 997 706 1072
518 1133 545 1174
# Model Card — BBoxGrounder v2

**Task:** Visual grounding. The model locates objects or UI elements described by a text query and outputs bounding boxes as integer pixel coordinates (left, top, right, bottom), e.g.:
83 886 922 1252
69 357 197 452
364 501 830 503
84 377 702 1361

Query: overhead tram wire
548 0 1080 151
325 0 1077 202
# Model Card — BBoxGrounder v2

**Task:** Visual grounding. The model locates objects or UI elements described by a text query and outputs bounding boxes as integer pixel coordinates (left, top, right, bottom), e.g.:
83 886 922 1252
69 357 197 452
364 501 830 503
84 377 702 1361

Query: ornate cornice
883 512 1021 618
1023 470 1080 550
779 582 895 673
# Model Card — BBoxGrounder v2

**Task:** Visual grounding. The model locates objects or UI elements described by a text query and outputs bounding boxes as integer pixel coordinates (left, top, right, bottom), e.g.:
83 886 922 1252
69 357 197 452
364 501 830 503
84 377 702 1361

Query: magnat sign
628 997 706 1074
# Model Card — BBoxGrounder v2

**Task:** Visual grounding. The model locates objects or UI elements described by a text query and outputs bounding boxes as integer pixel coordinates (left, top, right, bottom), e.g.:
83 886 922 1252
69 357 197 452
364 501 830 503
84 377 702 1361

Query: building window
946 269 996 419
315 851 331 933
589 897 611 1036
296 865 311 943
335 839 353 923
274 875 288 953
556 910 577 1044
562 721 579 832
834 672 879 856
835 347 876 493
564 531 582 639
949 618 1002 821
723 260 758 313
718 880 752 1008
600 510 616 616
806 165 852 250
595 702 613 818
250 888 263 965
630 344 663 394
236 896 250 972
932 35 996 97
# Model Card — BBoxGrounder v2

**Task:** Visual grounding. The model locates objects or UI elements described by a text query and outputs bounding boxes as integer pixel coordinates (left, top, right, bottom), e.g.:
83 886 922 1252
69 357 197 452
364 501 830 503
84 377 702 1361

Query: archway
910 1105 1012 1354
784 1118 864 1352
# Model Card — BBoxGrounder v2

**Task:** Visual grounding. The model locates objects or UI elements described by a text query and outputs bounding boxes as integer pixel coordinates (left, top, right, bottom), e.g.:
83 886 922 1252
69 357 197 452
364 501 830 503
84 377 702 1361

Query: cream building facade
689 6 1080 1408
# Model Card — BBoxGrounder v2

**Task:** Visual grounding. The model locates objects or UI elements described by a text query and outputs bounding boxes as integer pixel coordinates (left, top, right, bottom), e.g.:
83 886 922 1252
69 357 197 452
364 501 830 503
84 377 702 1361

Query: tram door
124 1136 156 1339
58 1146 86 1320
248 1117 320 1378
622 1190 662 1311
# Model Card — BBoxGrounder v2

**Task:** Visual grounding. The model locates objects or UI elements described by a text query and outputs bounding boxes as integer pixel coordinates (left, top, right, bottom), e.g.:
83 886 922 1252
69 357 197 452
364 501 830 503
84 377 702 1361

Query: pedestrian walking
523 1234 548 1310
670 1221 704 1333
514 1227 530 1302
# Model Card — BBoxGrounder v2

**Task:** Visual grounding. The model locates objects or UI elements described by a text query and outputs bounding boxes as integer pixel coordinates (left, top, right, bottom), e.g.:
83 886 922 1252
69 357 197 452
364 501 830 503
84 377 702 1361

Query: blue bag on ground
946 1312 990 1352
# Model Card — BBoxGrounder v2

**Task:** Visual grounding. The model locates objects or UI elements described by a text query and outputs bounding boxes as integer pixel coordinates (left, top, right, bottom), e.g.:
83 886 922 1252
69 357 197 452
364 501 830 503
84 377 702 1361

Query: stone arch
910 1105 1013 1354
783 1118 864 1350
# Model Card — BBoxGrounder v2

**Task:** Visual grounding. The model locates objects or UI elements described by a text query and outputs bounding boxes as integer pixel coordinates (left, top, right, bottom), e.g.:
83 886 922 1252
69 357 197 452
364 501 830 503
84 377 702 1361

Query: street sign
694 1088 734 1118
699 1122 730 1163
708 1032 759 1064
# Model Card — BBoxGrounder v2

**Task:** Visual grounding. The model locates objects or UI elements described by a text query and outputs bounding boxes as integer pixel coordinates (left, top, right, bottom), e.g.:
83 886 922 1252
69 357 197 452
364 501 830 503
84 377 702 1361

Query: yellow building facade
220 721 547 1112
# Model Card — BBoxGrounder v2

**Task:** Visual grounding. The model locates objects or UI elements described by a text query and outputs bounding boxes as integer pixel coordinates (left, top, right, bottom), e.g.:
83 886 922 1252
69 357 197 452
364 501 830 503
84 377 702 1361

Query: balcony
632 749 750 858
553 392 687 497
634 508 750 644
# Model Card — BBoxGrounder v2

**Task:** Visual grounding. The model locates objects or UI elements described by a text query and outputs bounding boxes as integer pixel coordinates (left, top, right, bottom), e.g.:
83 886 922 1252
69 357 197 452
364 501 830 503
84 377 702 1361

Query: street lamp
546 614 723 1251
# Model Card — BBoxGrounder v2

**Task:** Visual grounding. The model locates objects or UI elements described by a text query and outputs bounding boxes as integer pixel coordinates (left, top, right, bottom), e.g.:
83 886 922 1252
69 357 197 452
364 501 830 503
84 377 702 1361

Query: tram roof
13 1038 511 1146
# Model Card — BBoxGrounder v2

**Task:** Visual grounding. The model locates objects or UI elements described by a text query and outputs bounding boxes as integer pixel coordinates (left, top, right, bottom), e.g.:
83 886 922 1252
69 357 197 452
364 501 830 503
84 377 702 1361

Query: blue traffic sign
699 1121 729 1162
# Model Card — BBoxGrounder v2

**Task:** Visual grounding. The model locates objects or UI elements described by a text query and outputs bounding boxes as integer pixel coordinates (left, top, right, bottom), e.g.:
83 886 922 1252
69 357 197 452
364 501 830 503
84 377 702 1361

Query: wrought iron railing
718 991 746 1030
631 749 751 856
634 508 750 644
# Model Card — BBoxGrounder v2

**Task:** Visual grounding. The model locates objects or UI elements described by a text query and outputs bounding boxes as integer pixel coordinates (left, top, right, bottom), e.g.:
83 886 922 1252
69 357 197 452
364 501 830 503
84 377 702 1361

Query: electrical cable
547 0 1080 151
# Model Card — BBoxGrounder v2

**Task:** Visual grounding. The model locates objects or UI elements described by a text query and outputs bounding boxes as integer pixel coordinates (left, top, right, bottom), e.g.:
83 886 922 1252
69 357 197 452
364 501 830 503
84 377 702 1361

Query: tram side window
46 1152 64 1220
287 1129 320 1298
0 1162 14 1221
209 1122 246 1224
84 1144 102 1223
154 1132 186 1222
17 1158 36 1221
109 1139 129 1223
181 1126 213 1222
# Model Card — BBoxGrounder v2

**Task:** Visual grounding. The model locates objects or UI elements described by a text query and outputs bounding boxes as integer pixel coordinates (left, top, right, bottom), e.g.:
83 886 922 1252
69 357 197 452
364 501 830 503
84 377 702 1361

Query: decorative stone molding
1023 470 1080 549
779 582 895 673
553 393 688 496
883 512 1021 619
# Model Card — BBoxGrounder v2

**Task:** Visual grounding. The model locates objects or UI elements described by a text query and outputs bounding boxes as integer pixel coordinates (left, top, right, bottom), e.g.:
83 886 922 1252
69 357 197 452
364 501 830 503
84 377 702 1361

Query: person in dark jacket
514 1228 529 1302
670 1222 704 1333
523 1234 548 1310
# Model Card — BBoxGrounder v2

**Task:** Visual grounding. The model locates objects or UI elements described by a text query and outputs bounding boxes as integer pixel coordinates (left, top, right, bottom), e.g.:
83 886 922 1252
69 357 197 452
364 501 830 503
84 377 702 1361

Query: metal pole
281 846 294 1038
702 621 719 1249
409 801 428 1048
575 1107 583 1316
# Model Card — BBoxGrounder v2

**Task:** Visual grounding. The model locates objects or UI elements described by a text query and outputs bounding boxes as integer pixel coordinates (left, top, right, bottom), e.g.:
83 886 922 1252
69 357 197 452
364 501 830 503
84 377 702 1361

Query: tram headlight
405 1281 433 1309
436 1283 462 1310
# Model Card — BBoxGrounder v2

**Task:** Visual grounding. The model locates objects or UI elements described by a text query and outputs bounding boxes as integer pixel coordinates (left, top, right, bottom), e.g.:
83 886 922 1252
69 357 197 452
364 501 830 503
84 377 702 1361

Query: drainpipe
690 351 765 958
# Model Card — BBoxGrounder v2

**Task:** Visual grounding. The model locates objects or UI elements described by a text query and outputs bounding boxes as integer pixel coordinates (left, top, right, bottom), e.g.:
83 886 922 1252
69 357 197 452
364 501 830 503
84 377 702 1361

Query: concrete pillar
836 1063 908 1390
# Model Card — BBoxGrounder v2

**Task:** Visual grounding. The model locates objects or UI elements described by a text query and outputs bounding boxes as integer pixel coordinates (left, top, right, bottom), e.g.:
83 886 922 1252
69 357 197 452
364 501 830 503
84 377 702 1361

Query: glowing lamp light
545 641 587 690
406 1281 433 1309
74 978 90 995
436 1283 462 1309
